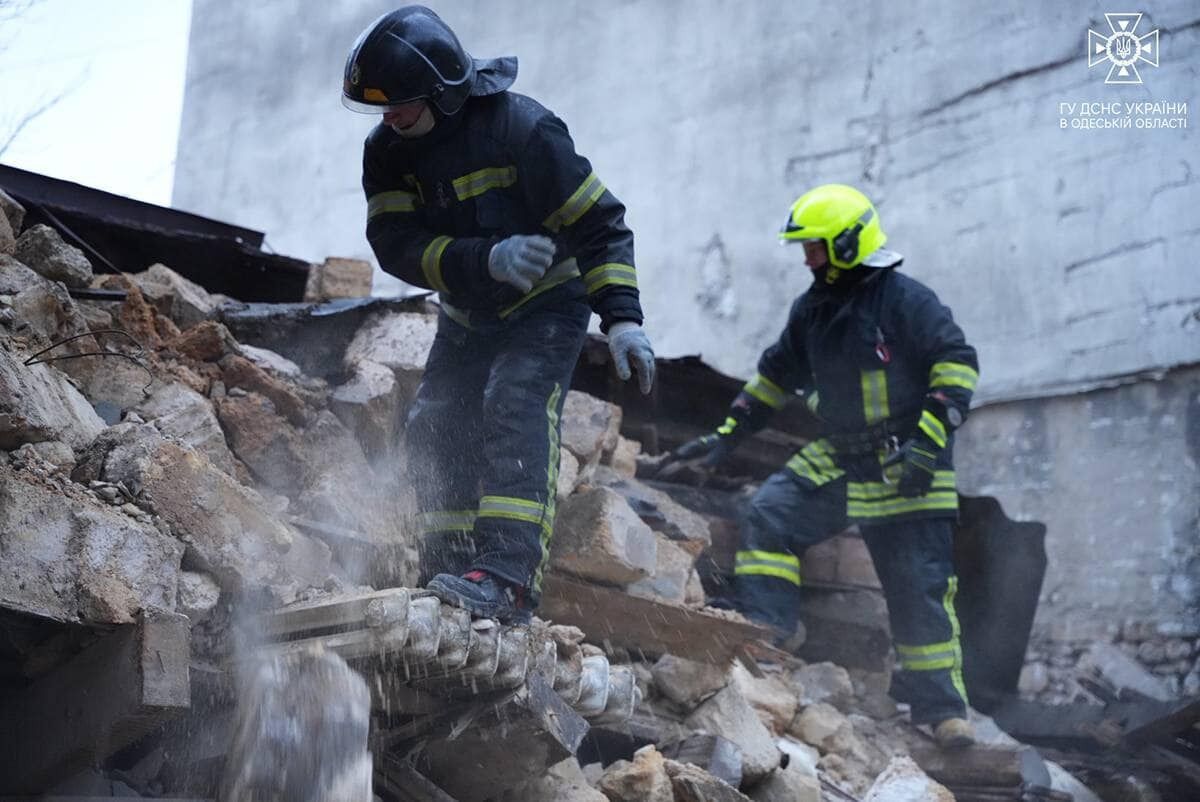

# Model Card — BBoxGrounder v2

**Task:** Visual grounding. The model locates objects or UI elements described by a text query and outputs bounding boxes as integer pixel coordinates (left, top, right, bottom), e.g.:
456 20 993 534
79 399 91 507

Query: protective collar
471 56 517 96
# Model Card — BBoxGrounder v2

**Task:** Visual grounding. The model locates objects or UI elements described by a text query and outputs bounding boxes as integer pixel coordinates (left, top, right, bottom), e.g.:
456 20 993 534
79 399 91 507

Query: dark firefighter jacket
726 265 980 523
362 90 642 331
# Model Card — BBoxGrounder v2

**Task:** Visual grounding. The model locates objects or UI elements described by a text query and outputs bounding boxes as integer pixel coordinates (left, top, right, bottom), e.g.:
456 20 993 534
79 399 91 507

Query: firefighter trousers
405 300 589 607
734 470 969 725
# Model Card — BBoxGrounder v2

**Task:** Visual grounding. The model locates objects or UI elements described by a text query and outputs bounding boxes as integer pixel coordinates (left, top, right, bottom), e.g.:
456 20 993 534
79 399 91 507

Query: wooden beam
258 587 410 638
0 609 190 794
539 573 768 664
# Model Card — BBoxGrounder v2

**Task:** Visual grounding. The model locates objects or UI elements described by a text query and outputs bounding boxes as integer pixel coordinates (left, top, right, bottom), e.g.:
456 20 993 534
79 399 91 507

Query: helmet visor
341 87 429 114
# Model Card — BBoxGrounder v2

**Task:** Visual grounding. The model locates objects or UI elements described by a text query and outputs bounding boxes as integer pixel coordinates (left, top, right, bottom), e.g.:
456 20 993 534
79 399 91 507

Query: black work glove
882 436 941 497
654 432 737 480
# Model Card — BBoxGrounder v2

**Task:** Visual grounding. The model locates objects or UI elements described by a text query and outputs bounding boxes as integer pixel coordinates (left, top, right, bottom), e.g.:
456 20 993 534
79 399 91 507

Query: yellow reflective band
499 258 582 318
918 409 948 448
543 171 605 232
945 575 969 704
533 382 564 594
735 550 802 585
452 165 517 201
848 471 956 500
929 362 979 391
421 236 453 294
846 490 958 519
860 370 890 424
367 190 419 219
744 373 788 410
805 391 820 416
416 510 477 534
583 263 637 294
716 416 739 436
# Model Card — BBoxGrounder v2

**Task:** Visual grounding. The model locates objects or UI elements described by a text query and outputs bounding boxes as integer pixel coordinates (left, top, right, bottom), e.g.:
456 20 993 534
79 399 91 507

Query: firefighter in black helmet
343 7 655 624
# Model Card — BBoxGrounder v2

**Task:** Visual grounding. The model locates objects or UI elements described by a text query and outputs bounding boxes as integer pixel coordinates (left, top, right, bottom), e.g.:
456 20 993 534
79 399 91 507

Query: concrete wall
174 0 1200 402
957 366 1200 637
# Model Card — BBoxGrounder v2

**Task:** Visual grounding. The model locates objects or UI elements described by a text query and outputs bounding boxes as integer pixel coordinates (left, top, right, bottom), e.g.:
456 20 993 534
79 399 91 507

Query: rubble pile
0 189 1165 801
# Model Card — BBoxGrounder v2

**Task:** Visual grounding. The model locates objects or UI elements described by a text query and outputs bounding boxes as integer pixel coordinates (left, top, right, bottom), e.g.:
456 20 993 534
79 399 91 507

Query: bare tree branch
0 81 77 159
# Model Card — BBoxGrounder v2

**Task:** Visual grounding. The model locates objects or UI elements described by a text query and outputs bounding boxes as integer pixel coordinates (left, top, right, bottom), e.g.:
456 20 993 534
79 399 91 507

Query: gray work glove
488 234 557 293
607 321 656 394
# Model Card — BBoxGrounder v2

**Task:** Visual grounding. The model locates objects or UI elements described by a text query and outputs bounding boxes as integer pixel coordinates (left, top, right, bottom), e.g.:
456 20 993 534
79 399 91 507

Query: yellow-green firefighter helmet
779 184 888 270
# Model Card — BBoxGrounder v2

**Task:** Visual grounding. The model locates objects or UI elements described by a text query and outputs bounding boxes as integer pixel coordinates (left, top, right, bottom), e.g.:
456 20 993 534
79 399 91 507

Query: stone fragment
0 188 25 233
0 463 182 625
11 279 90 344
551 486 656 585
14 224 93 287
239 343 303 378
329 359 402 456
1018 661 1050 695
29 439 75 472
304 256 373 301
626 533 697 604
747 763 822 802
729 662 797 736
862 756 954 802
343 310 437 400
0 253 45 294
597 745 674 802
560 391 622 474
557 448 580 501
1077 643 1173 701
686 684 781 784
170 320 239 362
0 344 106 450
606 435 640 478
651 654 730 708
177 570 222 623
220 353 308 426
665 759 752 802
607 478 712 554
790 661 855 710
0 212 14 256
501 757 607 802
136 382 235 475
129 263 222 329
789 702 857 754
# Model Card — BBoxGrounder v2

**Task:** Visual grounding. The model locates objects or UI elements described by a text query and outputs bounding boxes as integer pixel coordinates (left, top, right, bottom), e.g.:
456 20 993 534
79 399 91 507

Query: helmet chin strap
391 106 436 138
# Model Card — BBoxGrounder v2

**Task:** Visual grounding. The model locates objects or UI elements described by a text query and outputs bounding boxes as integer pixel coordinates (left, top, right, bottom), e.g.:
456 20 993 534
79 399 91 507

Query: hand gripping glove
882 436 941 498
607 321 656 395
487 234 557 293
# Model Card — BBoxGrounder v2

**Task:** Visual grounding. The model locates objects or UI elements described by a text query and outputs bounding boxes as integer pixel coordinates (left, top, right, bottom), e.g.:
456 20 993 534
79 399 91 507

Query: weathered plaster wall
957 366 1200 637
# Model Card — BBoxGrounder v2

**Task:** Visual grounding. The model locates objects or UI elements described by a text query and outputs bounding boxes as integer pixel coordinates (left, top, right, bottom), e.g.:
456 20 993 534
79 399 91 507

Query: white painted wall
174 0 1199 403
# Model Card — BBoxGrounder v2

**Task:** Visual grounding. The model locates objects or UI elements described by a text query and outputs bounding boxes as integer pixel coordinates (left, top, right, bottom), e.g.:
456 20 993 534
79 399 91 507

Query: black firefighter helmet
342 6 514 116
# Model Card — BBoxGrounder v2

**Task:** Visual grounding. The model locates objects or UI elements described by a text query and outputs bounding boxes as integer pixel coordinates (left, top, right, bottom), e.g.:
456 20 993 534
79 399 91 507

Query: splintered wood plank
539 573 768 665
260 587 411 638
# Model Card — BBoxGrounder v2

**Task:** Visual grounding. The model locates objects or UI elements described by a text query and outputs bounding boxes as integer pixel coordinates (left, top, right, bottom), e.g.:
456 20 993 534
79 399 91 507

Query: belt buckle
881 435 901 485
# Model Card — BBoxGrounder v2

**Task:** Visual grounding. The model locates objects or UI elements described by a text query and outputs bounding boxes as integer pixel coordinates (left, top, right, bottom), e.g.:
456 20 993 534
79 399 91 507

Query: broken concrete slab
598 745 675 802
652 653 730 708
626 533 697 604
130 262 223 329
136 382 236 476
551 486 656 585
658 734 743 787
0 609 190 795
77 428 332 603
239 342 303 379
14 223 93 288
789 702 858 754
0 343 106 450
0 462 183 625
304 256 373 301
685 684 781 784
11 278 91 345
220 353 310 426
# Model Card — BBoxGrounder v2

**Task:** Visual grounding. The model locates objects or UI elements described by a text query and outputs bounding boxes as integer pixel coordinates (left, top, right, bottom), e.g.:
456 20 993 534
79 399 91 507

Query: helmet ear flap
831 224 861 266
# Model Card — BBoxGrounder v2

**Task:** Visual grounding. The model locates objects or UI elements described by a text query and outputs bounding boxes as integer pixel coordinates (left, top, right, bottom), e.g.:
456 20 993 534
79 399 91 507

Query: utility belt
824 415 918 456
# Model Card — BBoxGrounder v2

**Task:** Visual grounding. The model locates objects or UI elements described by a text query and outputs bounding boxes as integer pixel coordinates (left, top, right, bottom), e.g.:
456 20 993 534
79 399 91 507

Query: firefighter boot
426 570 532 625
933 717 976 749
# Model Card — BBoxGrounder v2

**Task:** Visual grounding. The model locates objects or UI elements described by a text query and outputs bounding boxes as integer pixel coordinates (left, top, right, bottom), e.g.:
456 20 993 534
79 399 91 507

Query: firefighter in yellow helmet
662 184 980 748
